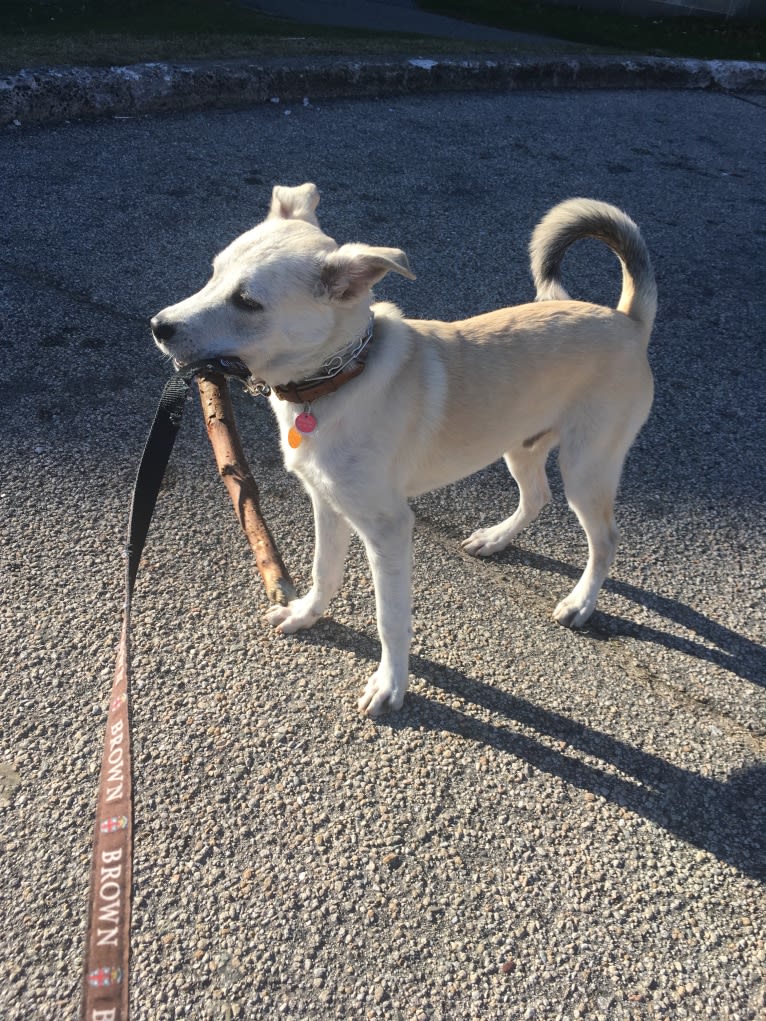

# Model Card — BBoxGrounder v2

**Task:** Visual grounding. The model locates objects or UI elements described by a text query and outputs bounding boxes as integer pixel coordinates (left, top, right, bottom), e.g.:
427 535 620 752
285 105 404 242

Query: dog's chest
279 415 375 509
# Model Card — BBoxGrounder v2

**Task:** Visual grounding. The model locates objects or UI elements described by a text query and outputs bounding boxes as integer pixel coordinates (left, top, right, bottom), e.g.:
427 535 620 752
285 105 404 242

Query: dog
152 183 656 717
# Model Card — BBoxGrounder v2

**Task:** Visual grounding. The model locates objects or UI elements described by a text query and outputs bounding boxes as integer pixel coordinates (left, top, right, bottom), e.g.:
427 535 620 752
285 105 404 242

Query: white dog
152 183 656 716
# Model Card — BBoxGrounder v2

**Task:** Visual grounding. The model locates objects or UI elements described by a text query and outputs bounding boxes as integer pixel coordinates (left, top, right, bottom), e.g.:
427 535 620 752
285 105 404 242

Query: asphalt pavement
241 0 552 42
1 80 765 1021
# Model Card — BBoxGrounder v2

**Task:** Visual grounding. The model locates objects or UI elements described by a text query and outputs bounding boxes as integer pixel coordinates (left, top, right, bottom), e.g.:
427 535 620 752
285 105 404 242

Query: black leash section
81 357 251 1021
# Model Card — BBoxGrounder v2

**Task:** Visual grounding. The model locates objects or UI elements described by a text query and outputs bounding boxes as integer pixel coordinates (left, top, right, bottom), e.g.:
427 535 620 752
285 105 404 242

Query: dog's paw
462 524 512 557
358 671 406 718
265 594 321 634
552 594 596 629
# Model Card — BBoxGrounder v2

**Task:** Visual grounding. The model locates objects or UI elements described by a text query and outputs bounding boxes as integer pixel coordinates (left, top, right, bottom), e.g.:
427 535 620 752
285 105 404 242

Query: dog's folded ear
320 244 416 302
268 183 321 226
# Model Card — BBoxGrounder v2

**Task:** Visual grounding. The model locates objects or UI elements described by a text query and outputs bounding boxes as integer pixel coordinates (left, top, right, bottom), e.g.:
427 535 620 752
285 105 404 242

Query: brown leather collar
272 317 375 405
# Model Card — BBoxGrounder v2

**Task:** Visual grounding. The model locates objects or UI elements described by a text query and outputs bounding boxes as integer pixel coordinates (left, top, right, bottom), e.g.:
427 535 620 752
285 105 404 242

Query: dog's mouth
171 353 253 383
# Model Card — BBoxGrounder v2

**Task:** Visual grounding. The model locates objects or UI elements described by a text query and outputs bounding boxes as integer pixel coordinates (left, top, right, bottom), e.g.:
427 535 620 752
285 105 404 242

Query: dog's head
151 183 414 383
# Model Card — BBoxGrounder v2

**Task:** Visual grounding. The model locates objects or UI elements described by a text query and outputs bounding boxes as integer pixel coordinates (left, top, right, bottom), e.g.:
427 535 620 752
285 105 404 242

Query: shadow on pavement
516 548 766 691
299 619 765 881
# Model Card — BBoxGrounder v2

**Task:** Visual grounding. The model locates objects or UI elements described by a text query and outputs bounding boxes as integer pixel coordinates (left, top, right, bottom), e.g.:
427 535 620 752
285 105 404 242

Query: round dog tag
295 411 317 434
288 426 303 448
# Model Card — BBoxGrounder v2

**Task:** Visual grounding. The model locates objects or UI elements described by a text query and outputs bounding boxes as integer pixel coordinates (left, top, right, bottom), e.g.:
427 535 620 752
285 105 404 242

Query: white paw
358 670 406 718
265 594 321 634
462 524 512 557
553 594 596 629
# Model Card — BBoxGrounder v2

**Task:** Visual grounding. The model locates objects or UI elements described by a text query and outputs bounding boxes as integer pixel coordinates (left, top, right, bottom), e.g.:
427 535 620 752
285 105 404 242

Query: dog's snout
151 315 176 344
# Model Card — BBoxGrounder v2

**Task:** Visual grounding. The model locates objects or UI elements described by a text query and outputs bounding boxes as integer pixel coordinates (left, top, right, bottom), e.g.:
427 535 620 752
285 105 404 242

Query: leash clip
242 377 271 399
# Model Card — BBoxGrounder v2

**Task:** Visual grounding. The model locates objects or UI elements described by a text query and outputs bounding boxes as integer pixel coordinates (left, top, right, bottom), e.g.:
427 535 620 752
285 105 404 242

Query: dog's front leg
266 492 350 633
353 503 414 718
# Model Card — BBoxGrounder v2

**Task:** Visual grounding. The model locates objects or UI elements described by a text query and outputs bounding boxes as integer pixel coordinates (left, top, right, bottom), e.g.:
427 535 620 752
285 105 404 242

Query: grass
0 0 604 72
0 0 427 71
0 0 763 72
424 0 765 60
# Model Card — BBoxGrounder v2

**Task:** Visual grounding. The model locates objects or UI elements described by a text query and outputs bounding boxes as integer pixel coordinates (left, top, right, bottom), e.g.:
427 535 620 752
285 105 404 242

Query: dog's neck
252 314 376 405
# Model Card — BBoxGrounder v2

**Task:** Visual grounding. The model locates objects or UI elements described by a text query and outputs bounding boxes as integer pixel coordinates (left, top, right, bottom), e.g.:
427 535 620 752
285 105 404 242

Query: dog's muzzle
149 314 255 389
150 314 176 345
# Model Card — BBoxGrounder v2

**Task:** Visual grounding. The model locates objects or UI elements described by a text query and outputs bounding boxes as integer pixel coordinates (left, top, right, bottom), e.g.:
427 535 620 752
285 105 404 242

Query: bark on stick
197 373 296 606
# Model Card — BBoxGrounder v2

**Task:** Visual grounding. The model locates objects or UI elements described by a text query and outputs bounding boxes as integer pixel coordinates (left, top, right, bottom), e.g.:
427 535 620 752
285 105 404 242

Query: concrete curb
2 53 765 127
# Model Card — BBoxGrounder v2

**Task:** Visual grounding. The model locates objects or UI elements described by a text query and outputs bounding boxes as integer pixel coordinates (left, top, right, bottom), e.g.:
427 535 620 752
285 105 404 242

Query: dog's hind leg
462 437 555 557
553 440 625 628
266 491 351 633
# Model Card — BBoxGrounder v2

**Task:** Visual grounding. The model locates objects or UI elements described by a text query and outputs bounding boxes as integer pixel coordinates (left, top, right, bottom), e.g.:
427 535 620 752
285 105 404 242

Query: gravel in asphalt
0 86 764 1020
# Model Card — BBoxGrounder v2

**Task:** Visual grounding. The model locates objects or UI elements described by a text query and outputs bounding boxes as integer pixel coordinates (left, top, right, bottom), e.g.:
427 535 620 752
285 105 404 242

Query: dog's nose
151 315 176 343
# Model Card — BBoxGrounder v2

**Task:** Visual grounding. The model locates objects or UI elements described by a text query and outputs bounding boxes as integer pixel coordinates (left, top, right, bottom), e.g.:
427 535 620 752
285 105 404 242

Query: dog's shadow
412 513 766 688
291 562 765 881
503 545 766 690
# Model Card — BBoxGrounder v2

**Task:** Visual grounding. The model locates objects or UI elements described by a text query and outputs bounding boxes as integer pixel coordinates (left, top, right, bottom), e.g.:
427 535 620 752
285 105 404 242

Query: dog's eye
232 288 263 312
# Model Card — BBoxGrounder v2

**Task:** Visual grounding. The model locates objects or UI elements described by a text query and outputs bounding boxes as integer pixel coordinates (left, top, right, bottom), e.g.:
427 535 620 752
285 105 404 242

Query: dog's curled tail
529 198 657 334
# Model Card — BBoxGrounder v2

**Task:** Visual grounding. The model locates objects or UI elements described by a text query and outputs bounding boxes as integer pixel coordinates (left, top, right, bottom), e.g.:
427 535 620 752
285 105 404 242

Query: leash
81 317 371 1016
80 356 262 1021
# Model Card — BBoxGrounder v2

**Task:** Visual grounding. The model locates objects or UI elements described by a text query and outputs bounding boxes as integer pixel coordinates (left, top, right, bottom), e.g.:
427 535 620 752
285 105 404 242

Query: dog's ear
268 183 321 226
320 244 415 302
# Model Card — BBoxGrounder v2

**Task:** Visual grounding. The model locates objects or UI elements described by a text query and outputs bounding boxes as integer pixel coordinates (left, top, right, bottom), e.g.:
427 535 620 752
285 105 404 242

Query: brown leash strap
81 360 291 1020
81 615 133 1020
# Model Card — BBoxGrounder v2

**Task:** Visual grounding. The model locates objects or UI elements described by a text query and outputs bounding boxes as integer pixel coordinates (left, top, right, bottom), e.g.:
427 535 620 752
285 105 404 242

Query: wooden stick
197 373 296 606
